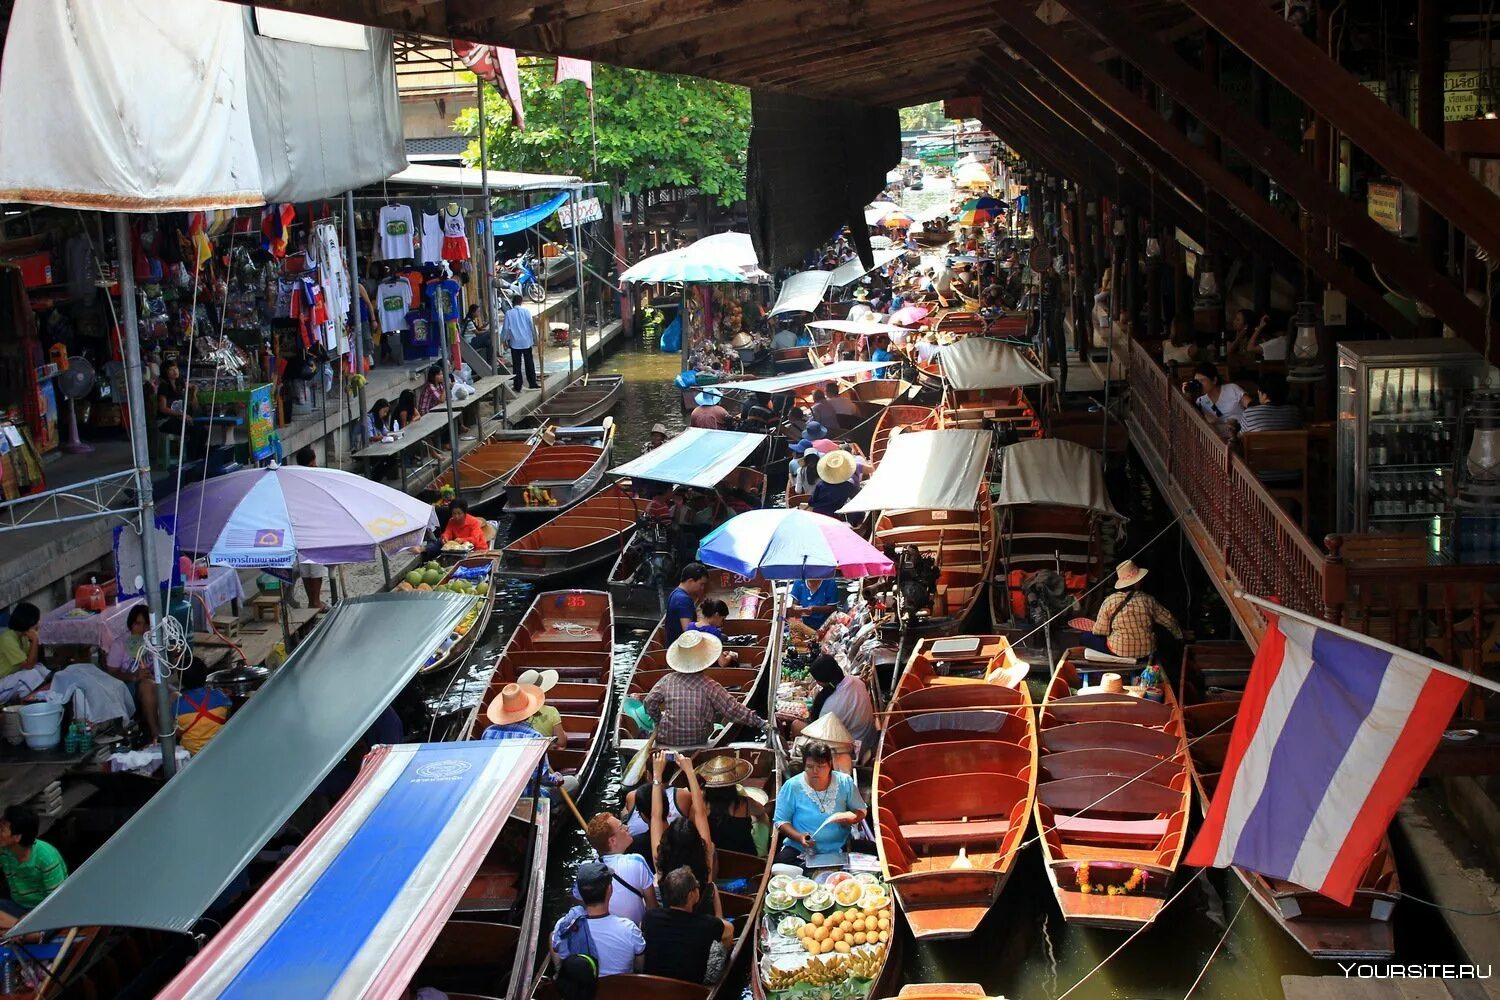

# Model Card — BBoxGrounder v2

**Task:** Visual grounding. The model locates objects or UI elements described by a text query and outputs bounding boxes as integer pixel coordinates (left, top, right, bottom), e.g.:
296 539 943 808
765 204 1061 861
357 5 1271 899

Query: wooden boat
934 312 987 338
617 578 779 750
606 465 769 622
547 748 777 1000
466 590 615 795
395 554 502 675
883 986 1002 1000
1034 649 1192 930
773 345 815 374
527 373 623 427
1180 642 1399 959
940 385 1042 438
869 404 938 467
428 428 540 506
848 378 912 405
874 635 1037 940
1050 408 1129 457
503 419 616 514
872 489 996 637
503 483 643 580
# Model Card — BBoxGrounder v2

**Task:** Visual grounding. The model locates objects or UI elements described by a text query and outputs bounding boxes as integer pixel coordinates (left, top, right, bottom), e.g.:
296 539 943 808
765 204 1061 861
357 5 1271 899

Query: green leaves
456 64 750 201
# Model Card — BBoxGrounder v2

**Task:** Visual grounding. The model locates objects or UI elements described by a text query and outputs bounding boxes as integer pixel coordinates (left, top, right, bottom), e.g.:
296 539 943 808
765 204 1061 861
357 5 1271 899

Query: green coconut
404 570 425 587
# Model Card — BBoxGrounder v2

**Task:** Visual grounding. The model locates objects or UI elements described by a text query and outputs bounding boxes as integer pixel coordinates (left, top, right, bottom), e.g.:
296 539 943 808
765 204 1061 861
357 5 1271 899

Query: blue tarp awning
610 428 767 489
491 190 570 236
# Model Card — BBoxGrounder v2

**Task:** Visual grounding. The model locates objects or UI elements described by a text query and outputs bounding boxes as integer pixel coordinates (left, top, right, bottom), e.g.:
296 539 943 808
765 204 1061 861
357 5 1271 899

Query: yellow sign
1366 182 1403 233
1362 70 1500 123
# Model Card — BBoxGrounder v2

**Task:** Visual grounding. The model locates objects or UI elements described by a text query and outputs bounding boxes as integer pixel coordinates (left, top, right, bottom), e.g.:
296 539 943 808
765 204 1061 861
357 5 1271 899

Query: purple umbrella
159 466 437 569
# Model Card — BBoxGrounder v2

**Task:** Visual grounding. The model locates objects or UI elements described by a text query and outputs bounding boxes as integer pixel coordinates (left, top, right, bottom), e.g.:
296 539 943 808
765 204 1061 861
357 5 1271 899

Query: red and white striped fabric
1185 611 1466 903
555 56 593 92
454 41 524 128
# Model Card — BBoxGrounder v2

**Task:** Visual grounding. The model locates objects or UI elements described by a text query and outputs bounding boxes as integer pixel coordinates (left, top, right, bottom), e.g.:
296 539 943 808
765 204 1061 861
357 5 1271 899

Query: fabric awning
611 428 767 489
386 162 582 192
10 593 477 938
827 248 904 288
768 270 833 317
620 232 767 284
492 191 570 236
839 429 990 513
157 740 548 1000
716 361 887 395
993 439 1120 517
939 338 1055 390
807 319 908 337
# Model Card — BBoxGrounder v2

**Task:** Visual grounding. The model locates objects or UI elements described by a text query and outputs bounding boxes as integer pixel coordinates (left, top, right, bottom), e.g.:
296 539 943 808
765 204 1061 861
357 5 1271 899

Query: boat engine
626 516 676 591
1020 568 1077 628
887 543 939 625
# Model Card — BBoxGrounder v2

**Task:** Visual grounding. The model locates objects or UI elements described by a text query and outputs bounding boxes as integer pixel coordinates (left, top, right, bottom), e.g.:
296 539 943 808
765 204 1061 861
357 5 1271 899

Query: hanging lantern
1145 236 1163 262
1195 263 1220 305
1288 300 1324 382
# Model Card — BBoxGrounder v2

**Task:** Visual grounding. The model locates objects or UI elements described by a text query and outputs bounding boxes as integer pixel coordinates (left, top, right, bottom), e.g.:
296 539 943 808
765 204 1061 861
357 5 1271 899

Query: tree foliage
898 102 948 132
456 63 751 201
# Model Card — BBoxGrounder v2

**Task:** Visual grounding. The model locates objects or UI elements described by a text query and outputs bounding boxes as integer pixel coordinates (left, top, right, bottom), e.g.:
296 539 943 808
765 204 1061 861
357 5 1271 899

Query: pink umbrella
697 509 894 579
889 304 931 326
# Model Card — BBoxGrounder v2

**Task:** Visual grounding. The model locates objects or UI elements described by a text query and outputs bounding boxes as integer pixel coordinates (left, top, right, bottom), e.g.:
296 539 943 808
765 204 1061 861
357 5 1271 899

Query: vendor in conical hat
641 632 768 749
790 654 876 758
694 754 769 855
1081 559 1183 662
482 681 580 797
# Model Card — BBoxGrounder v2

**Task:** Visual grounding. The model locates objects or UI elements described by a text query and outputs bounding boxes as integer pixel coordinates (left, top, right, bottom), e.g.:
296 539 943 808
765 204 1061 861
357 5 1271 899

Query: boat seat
535 629 606 644
1051 815 1169 844
549 697 600 712
899 818 1010 846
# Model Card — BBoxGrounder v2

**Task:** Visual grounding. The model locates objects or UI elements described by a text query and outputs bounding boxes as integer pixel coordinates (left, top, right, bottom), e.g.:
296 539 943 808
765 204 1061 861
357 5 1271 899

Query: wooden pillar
1070 186 1090 354
1202 31 1222 162
1311 6 1334 256
1125 202 1140 328
1251 64 1273 314
1416 0 1447 336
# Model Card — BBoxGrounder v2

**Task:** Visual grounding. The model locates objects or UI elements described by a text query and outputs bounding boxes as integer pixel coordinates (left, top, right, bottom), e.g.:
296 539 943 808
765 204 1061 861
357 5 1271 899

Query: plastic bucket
0 706 24 746
17 703 64 751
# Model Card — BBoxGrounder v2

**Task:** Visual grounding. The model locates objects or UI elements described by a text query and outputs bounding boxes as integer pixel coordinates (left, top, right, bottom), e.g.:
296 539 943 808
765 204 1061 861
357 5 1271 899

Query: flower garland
1075 863 1148 896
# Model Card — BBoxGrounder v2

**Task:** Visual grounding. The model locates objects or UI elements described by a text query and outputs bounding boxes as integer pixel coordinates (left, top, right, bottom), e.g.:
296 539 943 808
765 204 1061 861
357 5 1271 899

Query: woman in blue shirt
688 599 729 642
772 743 866 865
789 577 841 630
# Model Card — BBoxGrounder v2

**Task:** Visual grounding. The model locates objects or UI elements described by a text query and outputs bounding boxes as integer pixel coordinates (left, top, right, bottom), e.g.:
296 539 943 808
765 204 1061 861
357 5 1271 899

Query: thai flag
1185 611 1466 904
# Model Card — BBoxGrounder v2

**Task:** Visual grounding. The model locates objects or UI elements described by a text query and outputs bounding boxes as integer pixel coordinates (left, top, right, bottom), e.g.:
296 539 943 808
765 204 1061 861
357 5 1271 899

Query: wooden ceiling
252 0 1199 106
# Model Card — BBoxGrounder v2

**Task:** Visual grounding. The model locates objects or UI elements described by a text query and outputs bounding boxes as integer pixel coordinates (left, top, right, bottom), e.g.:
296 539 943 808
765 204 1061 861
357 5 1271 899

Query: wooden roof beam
1050 0 1488 349
1179 0 1500 264
713 13 995 80
757 39 983 89
988 10 1417 337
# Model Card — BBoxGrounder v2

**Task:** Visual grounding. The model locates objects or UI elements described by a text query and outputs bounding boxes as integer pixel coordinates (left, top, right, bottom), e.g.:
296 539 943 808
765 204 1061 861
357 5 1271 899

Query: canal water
415 301 1457 999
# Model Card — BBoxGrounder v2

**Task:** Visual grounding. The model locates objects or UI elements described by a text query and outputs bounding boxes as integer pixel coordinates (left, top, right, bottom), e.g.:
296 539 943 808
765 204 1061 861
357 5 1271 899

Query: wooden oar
556 781 590 832
621 732 656 788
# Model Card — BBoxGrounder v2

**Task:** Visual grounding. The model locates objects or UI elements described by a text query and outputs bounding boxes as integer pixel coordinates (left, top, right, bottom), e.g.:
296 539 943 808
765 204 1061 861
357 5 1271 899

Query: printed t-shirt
375 278 412 334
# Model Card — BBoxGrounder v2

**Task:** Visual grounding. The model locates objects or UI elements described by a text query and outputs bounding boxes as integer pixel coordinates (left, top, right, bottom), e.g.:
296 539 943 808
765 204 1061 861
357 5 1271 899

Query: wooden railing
1126 337 1500 672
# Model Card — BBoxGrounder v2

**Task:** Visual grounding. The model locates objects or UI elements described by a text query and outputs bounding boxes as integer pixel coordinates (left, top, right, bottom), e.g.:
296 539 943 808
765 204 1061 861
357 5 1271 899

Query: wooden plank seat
1040 747 1180 784
882 773 1028 851
900 819 1011 846
1044 693 1174 727
878 740 1031 791
534 627 606 644
1040 720 1181 757
1038 774 1185 815
885 711 1028 750
1050 815 1170 844
894 684 1025 712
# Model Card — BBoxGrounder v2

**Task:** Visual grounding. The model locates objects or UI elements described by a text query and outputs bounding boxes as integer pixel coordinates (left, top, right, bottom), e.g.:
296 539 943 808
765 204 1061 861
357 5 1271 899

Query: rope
1395 890 1500 917
1183 887 1250 998
1056 872 1202 999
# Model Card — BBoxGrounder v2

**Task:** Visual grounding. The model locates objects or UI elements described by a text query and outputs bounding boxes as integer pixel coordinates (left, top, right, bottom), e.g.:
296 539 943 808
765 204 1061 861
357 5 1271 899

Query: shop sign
558 197 603 226
1362 70 1500 123
1366 182 1405 234
248 383 280 461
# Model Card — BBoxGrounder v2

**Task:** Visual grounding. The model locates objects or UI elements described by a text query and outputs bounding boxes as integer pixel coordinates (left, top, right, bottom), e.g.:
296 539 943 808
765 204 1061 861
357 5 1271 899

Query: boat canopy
806 319 908 337
839 429 990 513
717 361 887 395
611 428 766 489
9 593 478 938
768 270 833 316
157 740 548 1000
939 338 1055 390
620 231 767 284
828 248 904 288
993 439 1121 518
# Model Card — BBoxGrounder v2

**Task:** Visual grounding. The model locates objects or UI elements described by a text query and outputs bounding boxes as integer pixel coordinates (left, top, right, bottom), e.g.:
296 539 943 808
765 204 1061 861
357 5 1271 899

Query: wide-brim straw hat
696 754 754 787
853 288 870 301
1114 559 1149 589
731 333 754 349
817 449 857 485
800 712 855 749
517 668 559 693
650 423 669 436
1081 672 1126 696
487 682 545 726
666 630 722 674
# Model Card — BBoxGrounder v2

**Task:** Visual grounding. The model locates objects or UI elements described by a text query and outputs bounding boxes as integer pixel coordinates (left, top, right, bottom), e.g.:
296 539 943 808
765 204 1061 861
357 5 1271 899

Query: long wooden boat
872 489 996 637
1179 642 1399 960
617 578 779 751
1034 649 1192 930
466 590 615 796
874 635 1037 940
392 554 502 675
503 483 643 580
848 378 912 405
774 344 815 374
428 428 540 507
550 748 777 1000
607 466 769 622
502 419 616 515
869 404 938 467
883 986 1002 1000
940 385 1043 438
527 373 624 427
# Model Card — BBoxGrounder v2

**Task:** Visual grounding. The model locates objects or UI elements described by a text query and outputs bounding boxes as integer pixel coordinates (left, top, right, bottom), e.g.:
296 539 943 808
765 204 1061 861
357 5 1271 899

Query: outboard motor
1020 568 1077 629
889 544 940 626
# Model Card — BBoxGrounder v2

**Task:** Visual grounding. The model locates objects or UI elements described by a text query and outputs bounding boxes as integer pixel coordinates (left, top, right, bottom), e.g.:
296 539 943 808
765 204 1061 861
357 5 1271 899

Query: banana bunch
846 942 887 980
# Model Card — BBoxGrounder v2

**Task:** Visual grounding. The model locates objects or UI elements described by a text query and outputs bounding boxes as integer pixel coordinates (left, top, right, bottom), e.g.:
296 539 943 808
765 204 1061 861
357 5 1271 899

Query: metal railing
0 469 140 535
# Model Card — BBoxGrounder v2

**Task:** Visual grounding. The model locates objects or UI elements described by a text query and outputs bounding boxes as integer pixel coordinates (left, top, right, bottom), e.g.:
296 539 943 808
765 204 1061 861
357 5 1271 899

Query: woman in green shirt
0 603 42 680
0 805 67 930
519 669 570 749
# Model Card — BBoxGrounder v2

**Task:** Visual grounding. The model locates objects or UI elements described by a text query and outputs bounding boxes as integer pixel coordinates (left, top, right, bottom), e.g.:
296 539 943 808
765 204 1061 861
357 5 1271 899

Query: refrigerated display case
1337 339 1487 537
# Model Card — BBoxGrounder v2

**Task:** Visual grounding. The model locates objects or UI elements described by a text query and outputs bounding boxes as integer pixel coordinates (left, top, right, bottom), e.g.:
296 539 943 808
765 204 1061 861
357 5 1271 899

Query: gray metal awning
610 428 767 489
768 270 833 317
827 248 904 288
839 429 991 513
10 592 477 938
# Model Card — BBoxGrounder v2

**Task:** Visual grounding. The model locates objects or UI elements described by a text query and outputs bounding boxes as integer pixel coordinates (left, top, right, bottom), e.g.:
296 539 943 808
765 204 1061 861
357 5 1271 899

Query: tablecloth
38 566 245 648
183 565 245 629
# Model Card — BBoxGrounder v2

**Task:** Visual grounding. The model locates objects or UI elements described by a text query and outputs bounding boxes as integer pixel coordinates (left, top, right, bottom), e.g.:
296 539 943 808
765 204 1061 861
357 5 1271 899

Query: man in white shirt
551 862 645 977
501 296 540 392
584 813 657 926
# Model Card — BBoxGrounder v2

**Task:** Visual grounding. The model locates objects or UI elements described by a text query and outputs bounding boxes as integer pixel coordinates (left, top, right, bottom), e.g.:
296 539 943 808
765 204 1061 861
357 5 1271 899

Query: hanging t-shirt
440 205 470 261
426 278 462 323
420 212 445 265
375 278 412 334
377 205 415 260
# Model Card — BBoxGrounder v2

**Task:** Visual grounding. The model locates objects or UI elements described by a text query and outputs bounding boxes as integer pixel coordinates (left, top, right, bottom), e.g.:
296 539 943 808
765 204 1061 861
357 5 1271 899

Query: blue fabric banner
491 191 570 236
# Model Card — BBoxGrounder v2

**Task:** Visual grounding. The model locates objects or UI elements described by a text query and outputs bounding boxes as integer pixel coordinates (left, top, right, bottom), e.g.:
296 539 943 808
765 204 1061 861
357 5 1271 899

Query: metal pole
478 78 499 373
571 185 587 370
436 294 463 491
346 191 367 450
115 214 178 778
